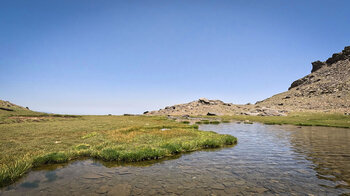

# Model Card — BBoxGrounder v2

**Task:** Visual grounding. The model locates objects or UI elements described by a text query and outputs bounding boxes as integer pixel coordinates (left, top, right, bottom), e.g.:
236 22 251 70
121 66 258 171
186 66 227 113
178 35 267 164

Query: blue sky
1 0 349 114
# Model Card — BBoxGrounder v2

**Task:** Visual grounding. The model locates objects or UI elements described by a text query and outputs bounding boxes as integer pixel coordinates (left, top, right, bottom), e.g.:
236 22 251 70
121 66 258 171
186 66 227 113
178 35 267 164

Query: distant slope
0 100 30 113
0 100 80 124
0 100 44 123
145 98 287 116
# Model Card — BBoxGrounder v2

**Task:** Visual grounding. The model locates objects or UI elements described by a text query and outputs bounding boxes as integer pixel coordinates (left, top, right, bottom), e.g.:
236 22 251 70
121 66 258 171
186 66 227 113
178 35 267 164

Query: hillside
257 46 350 113
0 100 29 112
0 100 78 124
147 46 350 116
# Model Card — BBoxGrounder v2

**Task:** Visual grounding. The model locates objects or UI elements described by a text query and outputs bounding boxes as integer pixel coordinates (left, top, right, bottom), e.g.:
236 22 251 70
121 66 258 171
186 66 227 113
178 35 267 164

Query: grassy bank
219 112 350 128
0 113 236 187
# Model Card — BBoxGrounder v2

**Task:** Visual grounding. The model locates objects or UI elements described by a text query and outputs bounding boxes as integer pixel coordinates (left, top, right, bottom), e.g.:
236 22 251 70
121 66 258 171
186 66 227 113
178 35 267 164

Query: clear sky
1 0 349 114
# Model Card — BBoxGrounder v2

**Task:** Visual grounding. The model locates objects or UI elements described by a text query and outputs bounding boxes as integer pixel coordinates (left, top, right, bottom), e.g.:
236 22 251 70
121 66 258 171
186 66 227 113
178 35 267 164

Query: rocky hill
257 46 350 113
146 46 350 116
145 98 288 116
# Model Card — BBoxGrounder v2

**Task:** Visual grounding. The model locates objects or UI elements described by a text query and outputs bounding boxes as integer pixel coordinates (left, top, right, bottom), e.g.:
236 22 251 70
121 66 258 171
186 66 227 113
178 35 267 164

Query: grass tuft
0 160 31 187
32 152 69 167
75 144 91 150
99 148 120 161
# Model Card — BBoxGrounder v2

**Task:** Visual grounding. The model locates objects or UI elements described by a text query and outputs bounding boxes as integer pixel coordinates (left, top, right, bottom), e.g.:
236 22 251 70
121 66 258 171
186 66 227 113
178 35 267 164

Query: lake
1 123 350 195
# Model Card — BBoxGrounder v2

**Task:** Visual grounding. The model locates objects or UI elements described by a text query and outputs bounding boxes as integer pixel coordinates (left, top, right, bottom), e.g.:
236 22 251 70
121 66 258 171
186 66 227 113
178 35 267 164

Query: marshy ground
172 112 350 128
2 123 350 195
0 112 236 187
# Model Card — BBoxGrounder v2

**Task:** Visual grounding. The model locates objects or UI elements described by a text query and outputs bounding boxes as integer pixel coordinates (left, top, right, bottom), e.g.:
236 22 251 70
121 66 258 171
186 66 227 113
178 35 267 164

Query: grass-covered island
0 107 237 187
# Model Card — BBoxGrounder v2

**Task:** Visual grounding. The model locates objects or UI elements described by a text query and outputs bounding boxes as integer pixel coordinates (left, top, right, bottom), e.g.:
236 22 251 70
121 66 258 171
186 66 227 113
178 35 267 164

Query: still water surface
1 123 350 195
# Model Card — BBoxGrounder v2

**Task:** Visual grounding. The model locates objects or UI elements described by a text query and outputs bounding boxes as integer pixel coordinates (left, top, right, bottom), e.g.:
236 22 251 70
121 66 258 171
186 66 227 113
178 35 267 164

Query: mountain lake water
1 123 350 195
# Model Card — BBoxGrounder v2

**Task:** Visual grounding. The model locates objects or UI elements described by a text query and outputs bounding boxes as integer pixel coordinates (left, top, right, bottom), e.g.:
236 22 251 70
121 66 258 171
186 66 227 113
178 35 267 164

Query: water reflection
1 123 349 195
285 125 350 189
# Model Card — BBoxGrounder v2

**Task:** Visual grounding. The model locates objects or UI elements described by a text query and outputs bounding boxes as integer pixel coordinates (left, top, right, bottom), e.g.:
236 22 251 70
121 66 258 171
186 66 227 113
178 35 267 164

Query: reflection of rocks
287 126 350 189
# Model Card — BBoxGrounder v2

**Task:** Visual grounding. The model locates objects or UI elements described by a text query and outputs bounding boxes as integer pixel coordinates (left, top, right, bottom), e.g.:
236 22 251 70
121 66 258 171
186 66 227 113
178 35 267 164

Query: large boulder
311 61 326 73
198 98 210 105
207 112 217 116
289 78 307 90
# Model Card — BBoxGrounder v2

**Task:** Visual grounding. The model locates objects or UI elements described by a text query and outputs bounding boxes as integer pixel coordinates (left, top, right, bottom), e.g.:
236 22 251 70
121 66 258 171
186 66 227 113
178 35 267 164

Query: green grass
201 120 210 124
209 121 220 124
219 112 350 128
0 110 236 187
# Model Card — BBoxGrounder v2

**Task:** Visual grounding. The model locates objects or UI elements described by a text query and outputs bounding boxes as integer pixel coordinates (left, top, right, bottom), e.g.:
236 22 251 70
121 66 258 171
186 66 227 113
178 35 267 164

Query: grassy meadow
0 109 236 187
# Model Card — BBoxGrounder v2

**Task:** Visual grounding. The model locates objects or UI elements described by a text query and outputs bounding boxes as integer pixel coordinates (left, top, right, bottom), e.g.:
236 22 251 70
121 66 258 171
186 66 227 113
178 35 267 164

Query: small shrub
209 121 220 124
